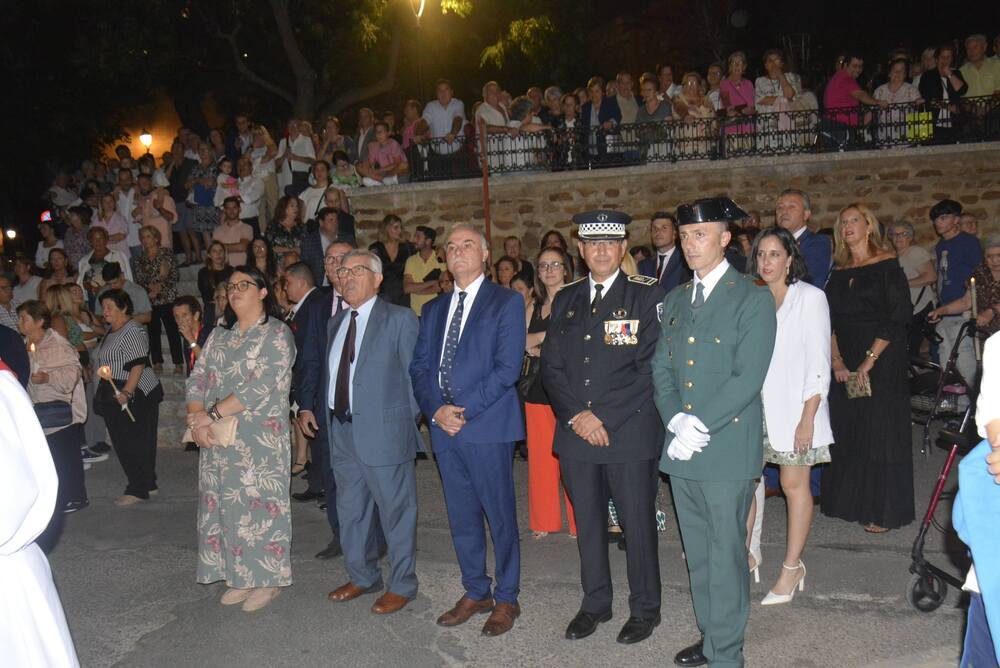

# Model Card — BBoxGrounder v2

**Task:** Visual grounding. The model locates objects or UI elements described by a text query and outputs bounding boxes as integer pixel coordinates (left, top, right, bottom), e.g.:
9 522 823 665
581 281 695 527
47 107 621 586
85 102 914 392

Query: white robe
0 368 79 667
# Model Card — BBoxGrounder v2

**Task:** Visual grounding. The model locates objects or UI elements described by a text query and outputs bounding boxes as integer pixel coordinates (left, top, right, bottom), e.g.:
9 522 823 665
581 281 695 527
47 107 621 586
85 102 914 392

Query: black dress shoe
674 639 707 666
315 538 343 559
91 441 111 454
292 490 325 502
616 614 660 644
565 609 612 640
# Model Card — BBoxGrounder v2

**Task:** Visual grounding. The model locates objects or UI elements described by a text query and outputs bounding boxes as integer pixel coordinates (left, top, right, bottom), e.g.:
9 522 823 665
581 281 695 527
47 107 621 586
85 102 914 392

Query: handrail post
477 116 492 252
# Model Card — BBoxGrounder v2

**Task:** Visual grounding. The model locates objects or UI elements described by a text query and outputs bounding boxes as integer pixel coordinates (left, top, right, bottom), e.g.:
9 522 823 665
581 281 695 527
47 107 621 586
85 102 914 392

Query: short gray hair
888 222 915 238
543 85 562 101
445 223 489 253
343 249 383 274
778 188 812 211
966 34 988 46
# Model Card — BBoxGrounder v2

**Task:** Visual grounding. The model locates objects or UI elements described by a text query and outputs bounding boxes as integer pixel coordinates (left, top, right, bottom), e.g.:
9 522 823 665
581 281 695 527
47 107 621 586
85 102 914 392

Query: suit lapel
325 309 349 364
430 294 450 369
355 298 385 371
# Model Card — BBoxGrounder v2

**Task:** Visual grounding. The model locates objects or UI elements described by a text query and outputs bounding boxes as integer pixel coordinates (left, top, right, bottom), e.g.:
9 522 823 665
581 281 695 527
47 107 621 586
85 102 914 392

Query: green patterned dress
187 315 295 588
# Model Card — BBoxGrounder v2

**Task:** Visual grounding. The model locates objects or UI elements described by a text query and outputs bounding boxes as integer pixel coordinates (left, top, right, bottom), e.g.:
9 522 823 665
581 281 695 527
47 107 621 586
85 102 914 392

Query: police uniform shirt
691 259 730 303
590 269 620 303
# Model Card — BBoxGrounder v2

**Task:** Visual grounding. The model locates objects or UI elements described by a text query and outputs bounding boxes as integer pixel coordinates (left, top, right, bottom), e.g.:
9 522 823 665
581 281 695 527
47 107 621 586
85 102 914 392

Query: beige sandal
221 588 252 605
113 494 143 507
242 587 281 612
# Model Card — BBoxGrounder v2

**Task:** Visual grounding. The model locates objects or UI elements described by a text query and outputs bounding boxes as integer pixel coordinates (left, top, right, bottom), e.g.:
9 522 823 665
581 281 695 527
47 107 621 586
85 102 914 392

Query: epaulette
564 276 587 287
627 274 658 286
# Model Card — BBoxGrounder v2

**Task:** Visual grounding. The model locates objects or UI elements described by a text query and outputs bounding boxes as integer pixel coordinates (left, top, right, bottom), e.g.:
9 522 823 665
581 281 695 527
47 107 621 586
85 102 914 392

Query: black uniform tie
333 310 358 420
591 283 604 315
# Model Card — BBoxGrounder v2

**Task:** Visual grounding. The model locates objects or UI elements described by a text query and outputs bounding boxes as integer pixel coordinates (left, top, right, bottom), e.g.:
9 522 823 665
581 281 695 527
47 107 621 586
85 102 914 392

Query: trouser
331 421 418 598
83 377 108 447
105 390 160 498
560 457 660 619
435 441 520 604
961 592 997 668
47 423 87 505
938 315 978 390
671 477 755 668
148 303 183 365
525 402 576 534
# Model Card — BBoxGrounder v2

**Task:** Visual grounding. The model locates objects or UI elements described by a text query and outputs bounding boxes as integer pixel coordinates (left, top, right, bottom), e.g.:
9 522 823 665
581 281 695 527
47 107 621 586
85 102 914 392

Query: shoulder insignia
627 274 658 286
564 276 587 288
683 281 693 290
725 280 736 286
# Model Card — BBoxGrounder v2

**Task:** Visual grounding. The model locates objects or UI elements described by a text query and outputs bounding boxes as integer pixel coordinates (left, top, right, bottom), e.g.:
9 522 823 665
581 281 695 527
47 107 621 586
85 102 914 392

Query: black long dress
822 258 914 529
369 241 414 308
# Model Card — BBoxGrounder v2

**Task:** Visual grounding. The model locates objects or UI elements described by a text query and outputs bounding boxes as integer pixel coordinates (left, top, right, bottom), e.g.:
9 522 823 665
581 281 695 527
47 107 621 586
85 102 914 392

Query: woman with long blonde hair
822 204 913 534
251 125 280 229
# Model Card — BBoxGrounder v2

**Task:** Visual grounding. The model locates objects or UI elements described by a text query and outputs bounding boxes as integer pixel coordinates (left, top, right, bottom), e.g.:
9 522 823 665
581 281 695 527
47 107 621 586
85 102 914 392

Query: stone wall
348 143 1000 255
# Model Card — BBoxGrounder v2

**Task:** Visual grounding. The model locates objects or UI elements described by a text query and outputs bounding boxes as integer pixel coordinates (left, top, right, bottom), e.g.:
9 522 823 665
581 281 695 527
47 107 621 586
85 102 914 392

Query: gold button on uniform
714 336 721 343
584 334 591 341
685 381 693 388
733 416 740 422
687 336 696 344
684 403 692 411
586 400 592 408
687 359 695 366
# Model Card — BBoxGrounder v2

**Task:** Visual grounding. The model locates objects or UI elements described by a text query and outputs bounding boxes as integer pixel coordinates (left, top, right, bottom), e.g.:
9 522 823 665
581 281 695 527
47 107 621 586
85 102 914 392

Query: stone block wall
347 143 1000 256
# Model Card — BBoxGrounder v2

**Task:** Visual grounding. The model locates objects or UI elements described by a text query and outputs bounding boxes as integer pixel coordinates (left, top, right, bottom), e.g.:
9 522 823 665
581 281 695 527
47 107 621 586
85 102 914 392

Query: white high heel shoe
748 549 762 584
761 561 806 605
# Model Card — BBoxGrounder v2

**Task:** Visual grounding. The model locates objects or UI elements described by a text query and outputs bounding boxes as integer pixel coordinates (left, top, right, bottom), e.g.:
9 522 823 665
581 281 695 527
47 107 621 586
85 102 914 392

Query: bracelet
865 349 879 360
208 403 223 422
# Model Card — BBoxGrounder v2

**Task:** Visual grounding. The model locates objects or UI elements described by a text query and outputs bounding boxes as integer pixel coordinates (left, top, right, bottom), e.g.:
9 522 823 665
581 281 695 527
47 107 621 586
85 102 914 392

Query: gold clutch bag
182 416 238 447
845 373 872 399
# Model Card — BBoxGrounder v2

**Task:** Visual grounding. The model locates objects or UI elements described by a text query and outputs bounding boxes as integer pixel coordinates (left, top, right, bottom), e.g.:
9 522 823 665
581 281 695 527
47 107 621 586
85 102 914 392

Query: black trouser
560 457 661 619
106 389 160 498
149 303 183 365
48 423 88 505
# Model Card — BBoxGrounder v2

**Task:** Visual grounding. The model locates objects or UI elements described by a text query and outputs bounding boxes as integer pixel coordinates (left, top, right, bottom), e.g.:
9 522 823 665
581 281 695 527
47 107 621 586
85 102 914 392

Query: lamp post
139 129 153 154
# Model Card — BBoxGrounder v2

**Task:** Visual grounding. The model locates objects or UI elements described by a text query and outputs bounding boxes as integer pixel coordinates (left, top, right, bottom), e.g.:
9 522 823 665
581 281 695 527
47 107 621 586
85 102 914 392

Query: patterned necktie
591 283 604 315
692 282 705 309
333 311 358 420
439 291 467 404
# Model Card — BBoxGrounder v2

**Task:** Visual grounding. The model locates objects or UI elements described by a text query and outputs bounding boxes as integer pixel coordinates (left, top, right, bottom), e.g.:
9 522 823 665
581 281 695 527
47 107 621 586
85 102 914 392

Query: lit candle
970 276 978 316
98 365 136 422
28 342 37 373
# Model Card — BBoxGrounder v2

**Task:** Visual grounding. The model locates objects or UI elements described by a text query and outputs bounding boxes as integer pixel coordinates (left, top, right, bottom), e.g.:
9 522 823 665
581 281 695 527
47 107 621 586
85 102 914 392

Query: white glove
668 413 711 448
667 436 696 461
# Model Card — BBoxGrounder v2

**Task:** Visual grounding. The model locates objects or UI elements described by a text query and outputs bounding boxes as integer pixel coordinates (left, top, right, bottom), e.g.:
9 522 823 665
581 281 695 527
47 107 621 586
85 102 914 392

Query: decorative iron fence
406 95 1000 182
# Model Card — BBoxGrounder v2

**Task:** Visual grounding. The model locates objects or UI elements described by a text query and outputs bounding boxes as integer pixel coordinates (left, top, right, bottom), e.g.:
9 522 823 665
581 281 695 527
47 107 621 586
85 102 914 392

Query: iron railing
406 95 1000 182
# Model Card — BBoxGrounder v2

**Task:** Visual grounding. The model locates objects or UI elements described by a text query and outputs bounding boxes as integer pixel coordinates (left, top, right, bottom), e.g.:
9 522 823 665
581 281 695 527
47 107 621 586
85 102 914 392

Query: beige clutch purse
183 416 238 447
845 373 872 399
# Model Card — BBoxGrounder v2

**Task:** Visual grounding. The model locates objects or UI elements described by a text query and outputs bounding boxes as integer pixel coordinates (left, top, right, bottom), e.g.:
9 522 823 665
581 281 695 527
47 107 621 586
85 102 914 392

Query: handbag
845 372 872 399
34 400 73 429
182 416 238 447
517 354 541 402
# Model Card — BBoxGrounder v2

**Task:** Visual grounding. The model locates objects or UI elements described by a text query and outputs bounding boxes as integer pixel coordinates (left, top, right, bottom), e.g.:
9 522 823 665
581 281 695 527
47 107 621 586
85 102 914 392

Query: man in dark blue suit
638 211 691 294
410 223 526 637
299 208 342 288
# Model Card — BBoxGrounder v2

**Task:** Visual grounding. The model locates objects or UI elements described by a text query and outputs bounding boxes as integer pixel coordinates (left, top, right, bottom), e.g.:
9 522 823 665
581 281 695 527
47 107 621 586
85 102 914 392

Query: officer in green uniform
652 198 776 668
541 209 666 645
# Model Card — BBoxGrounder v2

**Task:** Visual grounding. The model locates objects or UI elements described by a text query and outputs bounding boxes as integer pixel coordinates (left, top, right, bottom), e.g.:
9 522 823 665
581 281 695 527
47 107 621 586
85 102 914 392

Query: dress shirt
589 269 621 303
237 176 263 219
792 226 805 241
692 259 730 303
289 287 316 318
655 247 676 279
331 289 348 315
327 295 377 412
439 273 486 368
116 187 140 246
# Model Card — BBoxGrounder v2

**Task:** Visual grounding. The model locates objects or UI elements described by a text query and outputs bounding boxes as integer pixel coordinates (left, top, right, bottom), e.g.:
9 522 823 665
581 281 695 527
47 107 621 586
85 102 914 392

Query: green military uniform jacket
652 264 776 481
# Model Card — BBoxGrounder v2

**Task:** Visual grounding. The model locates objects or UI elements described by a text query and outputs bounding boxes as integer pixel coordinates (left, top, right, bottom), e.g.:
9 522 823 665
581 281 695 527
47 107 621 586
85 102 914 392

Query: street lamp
5 229 16 240
139 129 153 154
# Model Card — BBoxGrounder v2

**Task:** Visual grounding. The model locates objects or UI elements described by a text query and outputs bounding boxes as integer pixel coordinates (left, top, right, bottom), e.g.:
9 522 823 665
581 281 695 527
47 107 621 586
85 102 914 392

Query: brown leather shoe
436 596 495 627
371 591 410 614
327 581 381 602
482 602 520 636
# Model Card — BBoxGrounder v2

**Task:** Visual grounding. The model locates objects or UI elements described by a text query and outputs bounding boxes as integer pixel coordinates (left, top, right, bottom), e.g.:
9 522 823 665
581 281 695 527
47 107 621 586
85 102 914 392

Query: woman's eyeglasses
537 261 565 272
225 280 257 293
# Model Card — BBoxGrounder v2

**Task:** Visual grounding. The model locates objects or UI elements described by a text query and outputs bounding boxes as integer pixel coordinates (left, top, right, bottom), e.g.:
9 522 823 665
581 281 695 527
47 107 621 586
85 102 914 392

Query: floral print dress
187 316 295 589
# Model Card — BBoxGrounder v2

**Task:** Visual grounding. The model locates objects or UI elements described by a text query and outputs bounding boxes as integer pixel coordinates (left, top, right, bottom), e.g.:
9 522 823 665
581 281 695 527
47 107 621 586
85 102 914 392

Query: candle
98 365 136 422
28 342 37 373
970 276 978 316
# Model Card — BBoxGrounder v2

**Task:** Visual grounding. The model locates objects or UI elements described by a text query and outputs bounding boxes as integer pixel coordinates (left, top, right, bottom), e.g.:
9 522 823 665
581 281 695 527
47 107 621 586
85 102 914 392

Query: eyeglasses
323 256 345 265
335 265 375 278
582 240 622 249
538 261 565 272
225 280 257 293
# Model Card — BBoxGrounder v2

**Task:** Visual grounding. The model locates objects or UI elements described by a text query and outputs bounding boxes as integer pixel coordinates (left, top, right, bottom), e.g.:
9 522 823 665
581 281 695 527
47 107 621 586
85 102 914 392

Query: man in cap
541 209 666 645
652 197 776 667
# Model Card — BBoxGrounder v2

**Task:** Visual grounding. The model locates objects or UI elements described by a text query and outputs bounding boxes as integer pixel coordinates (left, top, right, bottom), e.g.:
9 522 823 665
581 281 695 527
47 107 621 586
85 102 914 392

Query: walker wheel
906 572 947 612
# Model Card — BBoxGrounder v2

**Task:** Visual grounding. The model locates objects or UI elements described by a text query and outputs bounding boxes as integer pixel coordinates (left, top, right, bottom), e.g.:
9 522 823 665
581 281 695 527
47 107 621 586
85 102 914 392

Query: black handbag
517 354 540 402
34 400 73 429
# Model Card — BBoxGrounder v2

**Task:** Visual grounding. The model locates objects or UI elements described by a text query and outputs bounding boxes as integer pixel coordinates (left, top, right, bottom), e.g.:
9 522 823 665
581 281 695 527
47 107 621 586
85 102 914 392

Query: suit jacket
918 68 968 105
294 287 334 415
798 228 833 288
0 324 30 389
541 273 666 463
322 298 421 466
299 225 328 287
638 248 691 294
409 278 525 450
580 96 622 132
652 266 776 480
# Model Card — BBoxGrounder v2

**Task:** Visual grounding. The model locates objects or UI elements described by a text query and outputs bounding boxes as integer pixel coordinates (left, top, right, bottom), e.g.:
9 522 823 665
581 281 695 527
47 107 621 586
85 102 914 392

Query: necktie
657 254 668 280
333 311 358 420
692 282 705 309
591 283 604 315
439 291 467 404
336 295 345 312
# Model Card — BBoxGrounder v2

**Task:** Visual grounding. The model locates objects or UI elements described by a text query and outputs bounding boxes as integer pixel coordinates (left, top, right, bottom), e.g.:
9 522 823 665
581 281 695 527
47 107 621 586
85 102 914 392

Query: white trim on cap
579 222 626 238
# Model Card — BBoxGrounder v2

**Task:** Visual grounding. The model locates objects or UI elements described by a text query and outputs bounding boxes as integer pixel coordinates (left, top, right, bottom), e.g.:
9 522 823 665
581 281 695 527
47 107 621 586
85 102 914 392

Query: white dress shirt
116 187 140 247
331 289 348 315
589 269 620 303
422 98 467 155
655 247 676 280
237 176 264 220
691 259 730 303
439 272 486 368
327 295 377 412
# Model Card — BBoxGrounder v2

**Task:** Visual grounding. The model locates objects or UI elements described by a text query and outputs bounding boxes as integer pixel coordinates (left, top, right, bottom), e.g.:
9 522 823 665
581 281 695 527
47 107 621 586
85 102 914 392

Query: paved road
49 425 967 667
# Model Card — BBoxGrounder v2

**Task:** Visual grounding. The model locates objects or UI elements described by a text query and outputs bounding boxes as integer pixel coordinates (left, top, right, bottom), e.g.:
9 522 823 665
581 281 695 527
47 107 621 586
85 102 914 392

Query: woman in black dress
369 214 414 307
822 204 913 533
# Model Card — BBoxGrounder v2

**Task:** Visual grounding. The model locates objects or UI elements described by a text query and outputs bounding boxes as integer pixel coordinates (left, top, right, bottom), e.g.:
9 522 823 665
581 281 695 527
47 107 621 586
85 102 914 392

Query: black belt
330 409 352 424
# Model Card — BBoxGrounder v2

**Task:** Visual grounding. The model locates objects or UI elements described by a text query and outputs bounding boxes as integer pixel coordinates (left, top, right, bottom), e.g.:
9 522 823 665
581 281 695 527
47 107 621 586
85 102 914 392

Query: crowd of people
4 29 1000 668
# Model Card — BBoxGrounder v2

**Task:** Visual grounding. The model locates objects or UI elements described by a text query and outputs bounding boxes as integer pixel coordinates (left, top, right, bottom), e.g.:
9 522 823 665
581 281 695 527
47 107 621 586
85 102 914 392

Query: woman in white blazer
748 227 834 605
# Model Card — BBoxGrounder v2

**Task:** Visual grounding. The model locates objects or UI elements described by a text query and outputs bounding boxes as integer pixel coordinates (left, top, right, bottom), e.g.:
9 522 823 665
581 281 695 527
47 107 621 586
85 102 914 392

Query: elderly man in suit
654 197 776 667
323 250 421 615
638 211 691 293
410 222 526 637
542 210 667 645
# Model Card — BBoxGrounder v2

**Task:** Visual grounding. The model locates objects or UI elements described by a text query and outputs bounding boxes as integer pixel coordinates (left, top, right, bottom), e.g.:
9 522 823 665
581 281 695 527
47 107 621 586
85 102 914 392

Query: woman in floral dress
186 264 295 612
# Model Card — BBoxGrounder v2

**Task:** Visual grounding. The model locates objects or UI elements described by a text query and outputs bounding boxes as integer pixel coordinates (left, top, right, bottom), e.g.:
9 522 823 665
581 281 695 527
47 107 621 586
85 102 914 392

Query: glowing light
409 0 425 19
5 229 16 240
139 129 153 151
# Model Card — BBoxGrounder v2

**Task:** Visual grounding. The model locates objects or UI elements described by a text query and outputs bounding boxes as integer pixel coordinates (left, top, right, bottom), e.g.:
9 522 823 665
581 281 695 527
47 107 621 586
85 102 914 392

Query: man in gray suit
323 250 422 615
